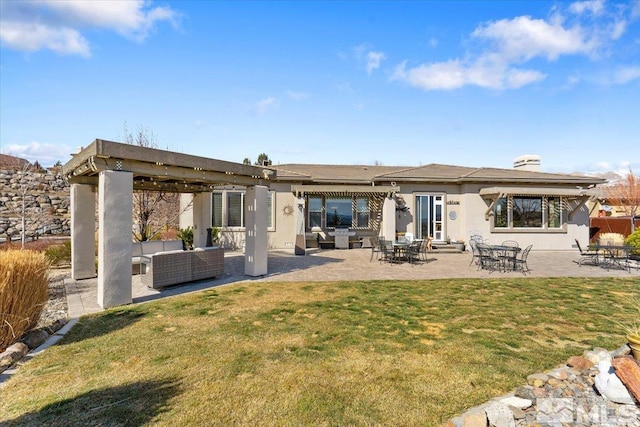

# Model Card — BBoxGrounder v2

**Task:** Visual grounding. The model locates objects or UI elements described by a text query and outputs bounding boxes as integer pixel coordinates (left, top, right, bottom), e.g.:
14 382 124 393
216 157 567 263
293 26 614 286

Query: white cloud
0 0 178 56
390 3 632 91
286 90 309 101
391 58 546 90
1 141 73 167
0 21 90 56
366 51 385 74
352 44 385 74
471 16 596 61
255 97 279 115
612 66 640 84
569 0 605 16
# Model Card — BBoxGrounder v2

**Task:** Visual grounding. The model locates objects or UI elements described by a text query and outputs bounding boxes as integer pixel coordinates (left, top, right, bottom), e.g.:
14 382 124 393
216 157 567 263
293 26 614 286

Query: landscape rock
485 402 515 427
566 355 594 370
21 329 50 350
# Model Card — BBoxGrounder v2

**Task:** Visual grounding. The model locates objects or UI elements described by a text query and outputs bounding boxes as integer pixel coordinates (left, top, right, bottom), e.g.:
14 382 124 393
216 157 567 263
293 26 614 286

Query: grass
0 277 638 426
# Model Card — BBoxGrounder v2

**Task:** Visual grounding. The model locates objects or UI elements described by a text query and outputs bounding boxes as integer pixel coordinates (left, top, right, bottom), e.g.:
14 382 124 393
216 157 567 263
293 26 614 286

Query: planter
627 334 640 360
452 243 465 252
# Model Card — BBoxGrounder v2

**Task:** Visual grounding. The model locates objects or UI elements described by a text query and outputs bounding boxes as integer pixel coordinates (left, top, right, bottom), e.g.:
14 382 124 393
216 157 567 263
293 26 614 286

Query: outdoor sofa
132 240 225 289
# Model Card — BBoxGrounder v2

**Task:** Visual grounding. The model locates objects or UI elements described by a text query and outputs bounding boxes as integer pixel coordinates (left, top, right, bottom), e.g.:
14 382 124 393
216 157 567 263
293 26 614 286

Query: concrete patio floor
65 247 640 318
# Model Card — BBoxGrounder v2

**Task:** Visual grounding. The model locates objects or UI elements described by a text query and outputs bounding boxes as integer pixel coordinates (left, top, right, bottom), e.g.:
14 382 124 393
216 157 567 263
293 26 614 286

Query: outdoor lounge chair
575 239 599 266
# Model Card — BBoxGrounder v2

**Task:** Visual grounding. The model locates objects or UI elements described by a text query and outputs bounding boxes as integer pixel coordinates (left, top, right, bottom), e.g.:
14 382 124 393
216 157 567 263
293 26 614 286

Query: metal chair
369 236 384 262
575 239 599 266
477 243 500 272
501 240 519 248
468 239 482 266
513 244 533 275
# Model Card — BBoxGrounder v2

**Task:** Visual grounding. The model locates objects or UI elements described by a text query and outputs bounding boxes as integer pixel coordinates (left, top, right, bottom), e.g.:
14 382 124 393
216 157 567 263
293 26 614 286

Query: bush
0 250 50 352
44 241 71 266
177 226 194 250
625 228 640 255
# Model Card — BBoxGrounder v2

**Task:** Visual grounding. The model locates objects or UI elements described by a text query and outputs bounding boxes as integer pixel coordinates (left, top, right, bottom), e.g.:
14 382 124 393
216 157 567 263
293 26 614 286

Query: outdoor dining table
594 244 634 272
487 244 521 272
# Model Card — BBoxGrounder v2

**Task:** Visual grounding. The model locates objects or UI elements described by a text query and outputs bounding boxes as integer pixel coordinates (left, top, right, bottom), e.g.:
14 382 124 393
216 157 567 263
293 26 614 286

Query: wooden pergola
63 139 275 308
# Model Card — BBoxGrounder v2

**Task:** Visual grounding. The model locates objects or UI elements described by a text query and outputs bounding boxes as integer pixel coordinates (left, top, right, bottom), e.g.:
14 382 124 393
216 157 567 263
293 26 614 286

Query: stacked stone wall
0 169 71 241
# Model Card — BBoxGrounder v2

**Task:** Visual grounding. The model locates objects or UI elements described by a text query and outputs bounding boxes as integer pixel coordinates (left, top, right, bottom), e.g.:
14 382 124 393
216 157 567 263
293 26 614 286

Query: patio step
430 243 466 253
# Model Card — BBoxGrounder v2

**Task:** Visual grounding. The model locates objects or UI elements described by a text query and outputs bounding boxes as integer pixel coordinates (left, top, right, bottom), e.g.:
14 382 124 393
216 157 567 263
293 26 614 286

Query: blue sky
1 0 638 176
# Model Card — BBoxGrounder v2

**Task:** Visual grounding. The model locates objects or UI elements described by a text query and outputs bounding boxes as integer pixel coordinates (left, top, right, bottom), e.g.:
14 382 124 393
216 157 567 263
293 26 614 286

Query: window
492 195 565 230
211 189 274 229
326 197 352 227
493 197 509 228
512 196 542 228
355 197 370 228
308 196 322 228
306 195 374 229
547 197 562 228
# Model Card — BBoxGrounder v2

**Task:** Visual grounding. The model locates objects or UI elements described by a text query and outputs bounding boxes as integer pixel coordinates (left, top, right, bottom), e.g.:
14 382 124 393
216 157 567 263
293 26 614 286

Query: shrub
0 250 50 352
177 226 194 250
44 241 71 266
625 228 640 255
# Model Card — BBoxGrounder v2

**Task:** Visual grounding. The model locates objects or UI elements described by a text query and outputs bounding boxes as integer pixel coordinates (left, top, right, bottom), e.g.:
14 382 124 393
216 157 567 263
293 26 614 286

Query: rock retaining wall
0 168 71 241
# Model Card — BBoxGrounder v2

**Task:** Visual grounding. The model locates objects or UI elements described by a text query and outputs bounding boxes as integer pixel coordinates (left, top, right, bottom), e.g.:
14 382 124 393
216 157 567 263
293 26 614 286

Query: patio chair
468 239 482 266
477 243 500 272
513 244 533 275
379 240 399 264
369 236 384 262
501 240 519 248
407 241 422 265
575 239 599 266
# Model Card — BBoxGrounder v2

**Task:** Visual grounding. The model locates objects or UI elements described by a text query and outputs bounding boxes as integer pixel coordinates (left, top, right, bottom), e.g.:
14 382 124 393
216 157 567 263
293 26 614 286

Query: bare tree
125 124 184 241
605 168 640 233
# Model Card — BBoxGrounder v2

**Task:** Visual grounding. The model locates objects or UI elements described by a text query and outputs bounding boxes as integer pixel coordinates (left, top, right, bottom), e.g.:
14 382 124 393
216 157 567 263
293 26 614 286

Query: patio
65 248 640 318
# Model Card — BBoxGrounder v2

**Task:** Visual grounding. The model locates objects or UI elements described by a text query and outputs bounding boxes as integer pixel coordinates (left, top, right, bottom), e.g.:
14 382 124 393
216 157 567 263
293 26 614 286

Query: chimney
513 155 541 172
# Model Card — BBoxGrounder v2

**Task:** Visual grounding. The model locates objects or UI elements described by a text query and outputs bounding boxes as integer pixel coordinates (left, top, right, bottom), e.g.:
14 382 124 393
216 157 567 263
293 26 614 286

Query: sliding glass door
415 194 444 241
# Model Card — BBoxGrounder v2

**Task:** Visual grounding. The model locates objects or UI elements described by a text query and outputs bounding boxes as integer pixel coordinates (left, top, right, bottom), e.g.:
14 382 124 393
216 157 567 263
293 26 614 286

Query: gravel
37 267 70 330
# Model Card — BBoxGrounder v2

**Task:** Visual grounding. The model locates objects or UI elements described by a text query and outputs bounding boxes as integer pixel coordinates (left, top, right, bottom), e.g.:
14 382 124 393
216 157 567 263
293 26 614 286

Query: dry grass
0 277 638 426
0 250 50 352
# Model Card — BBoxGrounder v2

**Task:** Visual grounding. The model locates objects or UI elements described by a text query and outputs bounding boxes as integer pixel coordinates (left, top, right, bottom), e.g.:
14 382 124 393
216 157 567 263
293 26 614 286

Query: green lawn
1 277 638 426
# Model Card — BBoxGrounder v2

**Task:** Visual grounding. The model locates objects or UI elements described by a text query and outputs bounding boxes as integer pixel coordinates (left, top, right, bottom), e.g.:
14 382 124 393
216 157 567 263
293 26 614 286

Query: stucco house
211 161 605 252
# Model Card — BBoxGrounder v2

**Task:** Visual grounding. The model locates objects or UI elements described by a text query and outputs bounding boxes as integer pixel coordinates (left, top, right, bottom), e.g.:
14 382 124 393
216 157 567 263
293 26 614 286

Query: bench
140 246 224 289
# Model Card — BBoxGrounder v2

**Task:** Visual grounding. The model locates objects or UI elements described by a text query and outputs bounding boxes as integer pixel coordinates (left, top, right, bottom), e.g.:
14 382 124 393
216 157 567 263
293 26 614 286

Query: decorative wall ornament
282 204 294 216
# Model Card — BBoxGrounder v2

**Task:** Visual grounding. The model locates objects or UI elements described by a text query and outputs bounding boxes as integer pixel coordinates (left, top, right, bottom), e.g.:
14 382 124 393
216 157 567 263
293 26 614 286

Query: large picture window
212 189 274 229
492 195 564 230
307 195 372 229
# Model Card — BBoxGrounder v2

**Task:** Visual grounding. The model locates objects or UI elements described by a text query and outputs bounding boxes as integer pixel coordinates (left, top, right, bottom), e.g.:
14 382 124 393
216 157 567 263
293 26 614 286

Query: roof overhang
291 184 399 198
479 186 595 197
63 139 275 192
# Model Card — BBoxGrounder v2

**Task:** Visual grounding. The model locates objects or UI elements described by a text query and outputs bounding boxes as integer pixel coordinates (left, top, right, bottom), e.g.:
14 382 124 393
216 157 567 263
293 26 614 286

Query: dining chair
369 236 383 262
477 243 500 272
468 239 482 266
501 240 519 248
407 241 422 265
513 244 533 274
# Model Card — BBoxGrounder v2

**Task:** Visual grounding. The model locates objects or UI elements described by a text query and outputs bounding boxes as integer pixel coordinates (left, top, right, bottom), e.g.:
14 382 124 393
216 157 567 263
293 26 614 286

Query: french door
415 194 444 241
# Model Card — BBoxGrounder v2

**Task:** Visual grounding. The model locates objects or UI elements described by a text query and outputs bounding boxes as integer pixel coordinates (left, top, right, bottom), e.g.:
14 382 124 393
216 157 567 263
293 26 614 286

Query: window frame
491 195 567 233
211 188 275 231
306 194 373 230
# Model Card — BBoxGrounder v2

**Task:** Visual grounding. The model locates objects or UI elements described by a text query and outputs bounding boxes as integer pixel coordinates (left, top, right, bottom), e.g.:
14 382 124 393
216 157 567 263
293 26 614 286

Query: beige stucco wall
207 181 590 252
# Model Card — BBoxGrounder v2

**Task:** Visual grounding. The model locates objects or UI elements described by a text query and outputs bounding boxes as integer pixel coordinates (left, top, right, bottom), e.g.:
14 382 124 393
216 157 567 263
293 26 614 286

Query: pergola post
71 183 96 280
97 170 133 308
193 192 212 248
245 185 268 276
382 196 396 240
